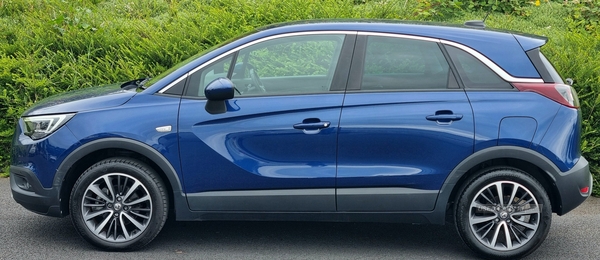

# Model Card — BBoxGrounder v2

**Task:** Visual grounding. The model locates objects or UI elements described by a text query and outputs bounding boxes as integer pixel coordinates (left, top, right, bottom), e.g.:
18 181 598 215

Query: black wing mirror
204 77 235 114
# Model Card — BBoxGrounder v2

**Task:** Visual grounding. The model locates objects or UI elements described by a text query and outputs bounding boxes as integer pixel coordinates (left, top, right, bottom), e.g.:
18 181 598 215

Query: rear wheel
455 168 552 259
69 158 168 250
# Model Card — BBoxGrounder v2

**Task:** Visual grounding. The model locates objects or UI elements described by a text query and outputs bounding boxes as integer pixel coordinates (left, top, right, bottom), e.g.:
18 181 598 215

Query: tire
455 168 552 259
69 158 168 251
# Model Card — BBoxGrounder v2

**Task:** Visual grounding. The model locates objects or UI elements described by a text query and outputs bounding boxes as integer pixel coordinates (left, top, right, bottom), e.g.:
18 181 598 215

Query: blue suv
9 21 592 259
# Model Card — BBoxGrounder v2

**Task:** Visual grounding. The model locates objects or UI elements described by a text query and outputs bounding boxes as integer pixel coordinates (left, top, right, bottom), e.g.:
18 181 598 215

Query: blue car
9 20 592 259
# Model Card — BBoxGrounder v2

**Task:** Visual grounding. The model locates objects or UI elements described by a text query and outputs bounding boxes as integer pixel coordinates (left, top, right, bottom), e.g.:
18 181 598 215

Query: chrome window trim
158 31 543 93
357 31 440 42
441 40 544 83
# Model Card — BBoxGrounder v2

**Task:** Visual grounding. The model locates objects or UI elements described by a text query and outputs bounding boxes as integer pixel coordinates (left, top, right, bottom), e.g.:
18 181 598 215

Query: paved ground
1 177 599 259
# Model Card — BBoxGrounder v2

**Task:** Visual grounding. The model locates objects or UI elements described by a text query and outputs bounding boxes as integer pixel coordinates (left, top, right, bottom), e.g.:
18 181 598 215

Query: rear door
336 34 475 211
179 32 354 212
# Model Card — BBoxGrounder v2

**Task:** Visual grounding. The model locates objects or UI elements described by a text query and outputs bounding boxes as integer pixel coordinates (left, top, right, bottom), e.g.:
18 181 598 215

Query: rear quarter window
445 45 513 90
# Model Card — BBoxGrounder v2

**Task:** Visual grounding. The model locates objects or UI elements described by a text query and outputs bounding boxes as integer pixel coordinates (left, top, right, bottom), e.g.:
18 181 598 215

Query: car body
9 20 591 259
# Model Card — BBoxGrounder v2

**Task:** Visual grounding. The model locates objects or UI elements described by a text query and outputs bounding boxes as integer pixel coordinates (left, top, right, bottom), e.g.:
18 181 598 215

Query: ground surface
1 177 598 259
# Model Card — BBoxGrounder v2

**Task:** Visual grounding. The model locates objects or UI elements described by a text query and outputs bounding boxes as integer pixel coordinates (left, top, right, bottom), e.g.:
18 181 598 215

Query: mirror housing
205 77 235 101
204 77 235 114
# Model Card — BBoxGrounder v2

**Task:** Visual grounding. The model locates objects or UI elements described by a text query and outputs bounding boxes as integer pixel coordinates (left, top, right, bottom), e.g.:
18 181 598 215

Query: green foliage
414 0 464 19
0 0 415 175
480 2 600 195
544 32 600 196
413 0 575 20
565 0 600 36
465 0 533 16
0 0 599 197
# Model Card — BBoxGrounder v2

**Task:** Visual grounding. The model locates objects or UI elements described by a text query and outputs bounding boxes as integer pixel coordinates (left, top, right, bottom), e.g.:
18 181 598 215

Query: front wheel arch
56 138 183 217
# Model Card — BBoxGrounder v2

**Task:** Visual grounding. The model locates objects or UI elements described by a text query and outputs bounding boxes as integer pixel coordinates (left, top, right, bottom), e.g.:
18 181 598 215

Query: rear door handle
426 114 463 121
293 118 330 134
426 110 463 125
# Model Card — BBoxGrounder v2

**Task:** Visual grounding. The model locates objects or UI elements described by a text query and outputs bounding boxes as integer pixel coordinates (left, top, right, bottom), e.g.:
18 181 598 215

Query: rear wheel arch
55 138 183 217
437 146 562 223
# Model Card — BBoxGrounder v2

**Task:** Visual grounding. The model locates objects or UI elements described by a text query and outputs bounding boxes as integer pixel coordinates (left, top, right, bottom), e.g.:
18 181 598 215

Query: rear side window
360 36 457 91
445 45 513 90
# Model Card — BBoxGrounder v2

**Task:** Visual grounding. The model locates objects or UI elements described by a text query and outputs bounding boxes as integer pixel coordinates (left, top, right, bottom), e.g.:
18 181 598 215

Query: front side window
361 36 456 91
185 34 346 98
186 55 234 97
234 34 345 96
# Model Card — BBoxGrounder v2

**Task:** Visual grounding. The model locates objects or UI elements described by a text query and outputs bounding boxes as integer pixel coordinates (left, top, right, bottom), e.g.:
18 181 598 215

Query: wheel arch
55 138 185 217
434 146 563 224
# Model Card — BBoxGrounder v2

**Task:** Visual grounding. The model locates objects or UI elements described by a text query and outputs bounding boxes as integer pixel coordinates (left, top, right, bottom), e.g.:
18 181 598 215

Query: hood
23 83 137 116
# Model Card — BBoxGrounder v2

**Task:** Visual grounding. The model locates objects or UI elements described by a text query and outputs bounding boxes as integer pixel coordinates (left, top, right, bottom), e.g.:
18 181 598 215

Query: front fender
54 137 187 216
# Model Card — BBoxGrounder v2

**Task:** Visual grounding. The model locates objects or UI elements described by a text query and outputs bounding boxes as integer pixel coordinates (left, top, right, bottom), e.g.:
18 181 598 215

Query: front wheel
69 158 168 251
455 168 552 259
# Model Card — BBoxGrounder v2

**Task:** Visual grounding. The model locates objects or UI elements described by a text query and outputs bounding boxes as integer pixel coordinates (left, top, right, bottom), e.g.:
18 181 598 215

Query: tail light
513 83 580 108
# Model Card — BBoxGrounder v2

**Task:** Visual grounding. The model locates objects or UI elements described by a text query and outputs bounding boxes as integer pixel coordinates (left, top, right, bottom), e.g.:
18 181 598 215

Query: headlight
23 113 75 140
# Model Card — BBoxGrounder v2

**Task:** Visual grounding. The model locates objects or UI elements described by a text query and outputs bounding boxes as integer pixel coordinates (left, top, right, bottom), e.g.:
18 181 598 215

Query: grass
0 0 599 195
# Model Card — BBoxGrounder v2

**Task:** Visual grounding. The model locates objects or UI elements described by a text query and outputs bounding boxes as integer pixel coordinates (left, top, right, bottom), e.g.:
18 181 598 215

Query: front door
179 33 354 212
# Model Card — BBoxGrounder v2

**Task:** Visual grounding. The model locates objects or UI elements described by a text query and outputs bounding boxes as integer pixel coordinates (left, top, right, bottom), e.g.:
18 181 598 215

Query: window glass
445 45 513 89
185 54 234 97
185 34 345 98
361 36 454 90
538 51 564 84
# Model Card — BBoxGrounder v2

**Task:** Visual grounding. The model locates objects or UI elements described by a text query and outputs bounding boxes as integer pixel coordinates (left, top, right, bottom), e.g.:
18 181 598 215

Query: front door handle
293 118 330 134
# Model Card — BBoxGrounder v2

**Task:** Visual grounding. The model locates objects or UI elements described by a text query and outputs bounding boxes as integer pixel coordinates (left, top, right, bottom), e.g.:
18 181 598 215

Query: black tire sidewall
455 168 552 259
69 158 168 251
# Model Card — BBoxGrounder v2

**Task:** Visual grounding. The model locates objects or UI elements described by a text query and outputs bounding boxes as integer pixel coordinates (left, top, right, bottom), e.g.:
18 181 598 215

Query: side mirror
204 77 234 114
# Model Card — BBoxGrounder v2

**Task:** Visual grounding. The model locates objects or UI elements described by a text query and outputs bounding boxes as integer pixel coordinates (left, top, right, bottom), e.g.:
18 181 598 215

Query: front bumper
10 166 63 217
555 156 592 215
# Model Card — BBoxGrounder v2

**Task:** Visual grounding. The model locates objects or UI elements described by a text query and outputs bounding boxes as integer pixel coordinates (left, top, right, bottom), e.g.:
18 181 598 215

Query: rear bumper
9 166 63 217
555 157 592 215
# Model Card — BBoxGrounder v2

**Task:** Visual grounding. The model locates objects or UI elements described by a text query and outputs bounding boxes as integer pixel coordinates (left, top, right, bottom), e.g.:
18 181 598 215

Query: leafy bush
0 0 415 175
542 32 600 195
0 0 599 196
565 0 600 35
414 0 537 19
414 0 464 19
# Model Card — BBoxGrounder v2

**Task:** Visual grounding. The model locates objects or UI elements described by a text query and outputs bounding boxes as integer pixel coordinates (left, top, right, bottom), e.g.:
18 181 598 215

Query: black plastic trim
346 35 367 91
176 211 431 224
329 34 356 91
438 42 465 89
526 48 553 83
54 138 187 218
337 188 438 211
553 157 591 215
431 146 591 224
10 166 62 217
187 189 335 211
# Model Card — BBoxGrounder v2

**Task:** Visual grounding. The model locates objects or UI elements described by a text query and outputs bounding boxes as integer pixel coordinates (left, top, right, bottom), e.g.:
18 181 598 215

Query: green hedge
1 0 599 196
